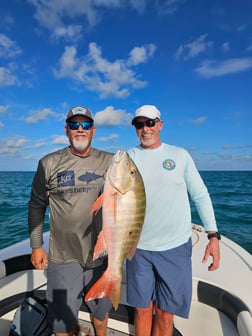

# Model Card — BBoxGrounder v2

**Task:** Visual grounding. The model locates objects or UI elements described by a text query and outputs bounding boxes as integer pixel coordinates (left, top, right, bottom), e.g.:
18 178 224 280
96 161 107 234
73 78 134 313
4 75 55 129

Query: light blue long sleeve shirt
128 143 217 251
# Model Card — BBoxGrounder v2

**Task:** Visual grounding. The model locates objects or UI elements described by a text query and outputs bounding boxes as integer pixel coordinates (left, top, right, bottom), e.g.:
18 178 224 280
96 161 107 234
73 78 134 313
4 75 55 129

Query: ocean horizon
0 170 251 254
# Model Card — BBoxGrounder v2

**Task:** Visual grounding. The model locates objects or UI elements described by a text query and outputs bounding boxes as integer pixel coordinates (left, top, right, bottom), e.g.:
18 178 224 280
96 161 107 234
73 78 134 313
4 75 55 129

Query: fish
84 150 146 310
78 171 103 183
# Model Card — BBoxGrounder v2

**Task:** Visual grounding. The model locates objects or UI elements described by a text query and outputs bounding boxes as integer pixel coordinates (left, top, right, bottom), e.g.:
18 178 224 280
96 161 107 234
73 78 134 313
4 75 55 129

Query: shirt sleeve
185 151 218 232
28 160 49 248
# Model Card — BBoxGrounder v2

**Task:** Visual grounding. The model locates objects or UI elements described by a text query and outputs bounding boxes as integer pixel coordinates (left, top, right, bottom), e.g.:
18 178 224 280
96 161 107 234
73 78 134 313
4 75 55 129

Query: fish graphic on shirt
78 172 103 183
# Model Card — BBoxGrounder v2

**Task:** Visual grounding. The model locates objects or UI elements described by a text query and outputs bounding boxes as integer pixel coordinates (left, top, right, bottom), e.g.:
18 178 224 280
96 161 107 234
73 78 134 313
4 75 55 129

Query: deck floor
1 300 239 336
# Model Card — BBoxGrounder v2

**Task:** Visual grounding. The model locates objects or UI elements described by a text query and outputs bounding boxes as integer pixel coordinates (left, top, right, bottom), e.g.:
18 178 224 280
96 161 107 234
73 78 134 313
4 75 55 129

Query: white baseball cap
132 105 161 124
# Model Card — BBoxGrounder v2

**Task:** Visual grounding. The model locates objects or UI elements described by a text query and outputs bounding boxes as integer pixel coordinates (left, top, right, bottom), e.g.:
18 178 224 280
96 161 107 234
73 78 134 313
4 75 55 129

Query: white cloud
0 105 7 128
222 144 252 150
0 34 36 88
237 24 246 33
33 140 46 148
2 15 15 29
0 34 22 58
0 67 19 87
52 135 69 145
192 116 207 125
175 34 214 60
28 0 144 41
94 106 132 126
155 0 186 15
28 0 95 41
128 0 146 13
180 116 207 125
218 153 252 162
222 42 230 53
98 133 119 142
54 42 155 98
6 137 27 147
174 45 184 60
195 58 252 78
28 0 182 42
247 44 252 51
128 44 156 66
0 105 9 114
53 25 83 41
0 34 24 87
0 137 28 156
24 108 58 124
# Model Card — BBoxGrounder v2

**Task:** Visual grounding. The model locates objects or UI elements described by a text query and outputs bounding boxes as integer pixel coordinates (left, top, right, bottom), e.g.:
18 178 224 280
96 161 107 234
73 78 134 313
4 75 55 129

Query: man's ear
158 120 164 131
92 126 96 138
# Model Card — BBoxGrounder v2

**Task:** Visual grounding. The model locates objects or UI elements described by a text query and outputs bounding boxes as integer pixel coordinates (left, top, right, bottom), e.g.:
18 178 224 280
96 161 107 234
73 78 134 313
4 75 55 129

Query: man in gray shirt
28 106 113 336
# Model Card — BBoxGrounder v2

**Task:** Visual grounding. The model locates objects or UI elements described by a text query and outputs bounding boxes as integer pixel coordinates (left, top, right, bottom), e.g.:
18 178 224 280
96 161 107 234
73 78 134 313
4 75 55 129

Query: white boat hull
0 225 251 336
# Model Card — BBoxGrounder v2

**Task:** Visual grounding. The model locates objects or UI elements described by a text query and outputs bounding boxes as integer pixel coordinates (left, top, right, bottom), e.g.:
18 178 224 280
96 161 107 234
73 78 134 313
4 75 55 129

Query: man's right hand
31 247 48 269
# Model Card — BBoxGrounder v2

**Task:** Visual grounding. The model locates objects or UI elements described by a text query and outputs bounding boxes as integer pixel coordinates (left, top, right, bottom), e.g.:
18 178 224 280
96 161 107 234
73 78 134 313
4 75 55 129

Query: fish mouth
108 150 131 194
113 150 126 163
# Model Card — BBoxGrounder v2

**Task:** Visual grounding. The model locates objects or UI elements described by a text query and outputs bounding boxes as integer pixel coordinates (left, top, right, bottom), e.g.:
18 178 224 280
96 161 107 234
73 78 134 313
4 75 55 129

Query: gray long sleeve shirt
28 147 113 267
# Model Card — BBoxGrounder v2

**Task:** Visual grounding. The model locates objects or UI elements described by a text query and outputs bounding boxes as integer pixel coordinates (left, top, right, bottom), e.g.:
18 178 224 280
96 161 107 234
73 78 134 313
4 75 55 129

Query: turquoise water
0 171 251 254
0 172 50 250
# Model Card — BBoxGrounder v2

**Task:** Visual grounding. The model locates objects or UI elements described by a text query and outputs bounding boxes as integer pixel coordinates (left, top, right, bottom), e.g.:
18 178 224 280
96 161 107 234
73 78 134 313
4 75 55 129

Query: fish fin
126 235 140 261
84 270 122 310
93 231 108 260
90 193 104 215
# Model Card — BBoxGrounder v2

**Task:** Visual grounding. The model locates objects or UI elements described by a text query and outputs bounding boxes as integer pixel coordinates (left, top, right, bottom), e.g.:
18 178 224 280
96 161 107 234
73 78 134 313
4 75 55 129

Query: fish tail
84 270 122 310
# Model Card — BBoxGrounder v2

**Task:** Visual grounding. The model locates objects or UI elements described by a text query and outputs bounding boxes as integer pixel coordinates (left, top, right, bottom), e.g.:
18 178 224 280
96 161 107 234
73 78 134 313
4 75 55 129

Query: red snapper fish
85 150 146 310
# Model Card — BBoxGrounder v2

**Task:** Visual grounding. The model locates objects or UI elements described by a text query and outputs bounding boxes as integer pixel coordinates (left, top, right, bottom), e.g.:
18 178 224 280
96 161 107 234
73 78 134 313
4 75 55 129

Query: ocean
0 171 251 254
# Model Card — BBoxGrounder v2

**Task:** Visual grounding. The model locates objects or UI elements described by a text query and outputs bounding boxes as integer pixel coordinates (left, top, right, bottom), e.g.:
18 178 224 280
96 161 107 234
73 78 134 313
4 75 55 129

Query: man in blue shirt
127 105 220 336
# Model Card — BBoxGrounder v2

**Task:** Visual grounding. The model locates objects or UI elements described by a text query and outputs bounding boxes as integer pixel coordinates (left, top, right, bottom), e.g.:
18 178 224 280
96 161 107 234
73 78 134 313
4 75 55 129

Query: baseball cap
132 105 161 124
65 106 94 122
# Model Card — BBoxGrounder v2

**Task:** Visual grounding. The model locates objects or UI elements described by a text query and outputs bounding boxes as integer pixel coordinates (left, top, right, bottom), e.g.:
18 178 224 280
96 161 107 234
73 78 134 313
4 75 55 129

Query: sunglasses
133 118 159 130
67 121 93 130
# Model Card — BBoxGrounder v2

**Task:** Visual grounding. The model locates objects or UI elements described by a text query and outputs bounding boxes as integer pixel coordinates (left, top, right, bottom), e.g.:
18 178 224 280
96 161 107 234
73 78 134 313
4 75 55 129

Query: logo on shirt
57 170 75 187
78 172 103 184
162 159 176 171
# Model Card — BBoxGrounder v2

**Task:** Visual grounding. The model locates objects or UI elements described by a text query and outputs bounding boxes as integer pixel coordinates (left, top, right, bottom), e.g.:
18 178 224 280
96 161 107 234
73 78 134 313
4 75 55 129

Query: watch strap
207 232 221 240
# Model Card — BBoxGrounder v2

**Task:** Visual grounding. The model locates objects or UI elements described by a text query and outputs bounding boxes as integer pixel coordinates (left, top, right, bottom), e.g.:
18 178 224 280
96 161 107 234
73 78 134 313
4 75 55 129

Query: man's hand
202 238 220 271
31 247 48 270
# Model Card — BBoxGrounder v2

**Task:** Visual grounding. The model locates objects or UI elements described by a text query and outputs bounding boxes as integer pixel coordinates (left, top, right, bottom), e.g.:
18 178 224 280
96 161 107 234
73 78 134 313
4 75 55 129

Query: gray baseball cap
65 106 94 122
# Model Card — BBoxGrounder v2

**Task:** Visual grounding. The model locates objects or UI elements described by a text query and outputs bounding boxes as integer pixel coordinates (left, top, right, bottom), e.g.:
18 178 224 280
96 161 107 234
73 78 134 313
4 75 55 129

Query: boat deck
0 301 240 336
1 226 251 336
175 300 239 336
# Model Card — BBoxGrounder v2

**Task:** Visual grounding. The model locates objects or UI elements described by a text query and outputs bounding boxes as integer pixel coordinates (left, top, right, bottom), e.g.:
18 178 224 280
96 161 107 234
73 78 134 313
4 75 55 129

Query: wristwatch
207 232 221 240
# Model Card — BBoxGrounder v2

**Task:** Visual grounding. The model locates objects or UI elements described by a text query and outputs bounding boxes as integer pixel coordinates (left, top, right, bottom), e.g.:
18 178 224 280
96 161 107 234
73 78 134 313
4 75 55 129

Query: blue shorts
126 239 192 318
46 260 112 333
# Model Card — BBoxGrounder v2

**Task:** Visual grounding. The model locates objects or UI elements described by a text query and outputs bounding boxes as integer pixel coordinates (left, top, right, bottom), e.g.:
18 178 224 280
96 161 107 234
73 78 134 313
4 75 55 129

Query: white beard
72 137 89 152
139 133 156 148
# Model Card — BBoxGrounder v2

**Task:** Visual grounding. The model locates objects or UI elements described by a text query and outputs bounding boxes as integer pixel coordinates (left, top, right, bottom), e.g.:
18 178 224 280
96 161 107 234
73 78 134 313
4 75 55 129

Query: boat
0 224 252 336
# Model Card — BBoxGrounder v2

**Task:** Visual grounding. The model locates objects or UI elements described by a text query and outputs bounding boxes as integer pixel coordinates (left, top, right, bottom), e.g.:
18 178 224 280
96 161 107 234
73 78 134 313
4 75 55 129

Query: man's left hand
202 238 220 271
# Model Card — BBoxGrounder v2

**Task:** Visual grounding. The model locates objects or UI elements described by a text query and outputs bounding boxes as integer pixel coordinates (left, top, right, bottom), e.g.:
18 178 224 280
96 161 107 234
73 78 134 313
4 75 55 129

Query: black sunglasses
133 118 159 130
67 121 93 130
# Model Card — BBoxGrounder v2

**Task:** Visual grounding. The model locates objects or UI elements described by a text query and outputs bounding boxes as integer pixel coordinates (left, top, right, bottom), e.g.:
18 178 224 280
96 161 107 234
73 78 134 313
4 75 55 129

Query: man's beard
72 137 89 152
139 133 156 148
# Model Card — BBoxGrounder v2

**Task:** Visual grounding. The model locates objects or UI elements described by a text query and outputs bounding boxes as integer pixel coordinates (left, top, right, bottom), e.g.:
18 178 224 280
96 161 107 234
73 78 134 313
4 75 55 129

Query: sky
0 0 252 171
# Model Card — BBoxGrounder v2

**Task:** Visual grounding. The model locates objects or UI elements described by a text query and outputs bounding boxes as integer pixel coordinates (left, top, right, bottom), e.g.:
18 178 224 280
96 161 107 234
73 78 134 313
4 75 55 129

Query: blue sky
0 0 251 171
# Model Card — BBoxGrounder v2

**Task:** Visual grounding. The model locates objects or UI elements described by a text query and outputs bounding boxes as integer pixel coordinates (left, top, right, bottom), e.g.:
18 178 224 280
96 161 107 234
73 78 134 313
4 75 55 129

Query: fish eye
130 168 136 176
